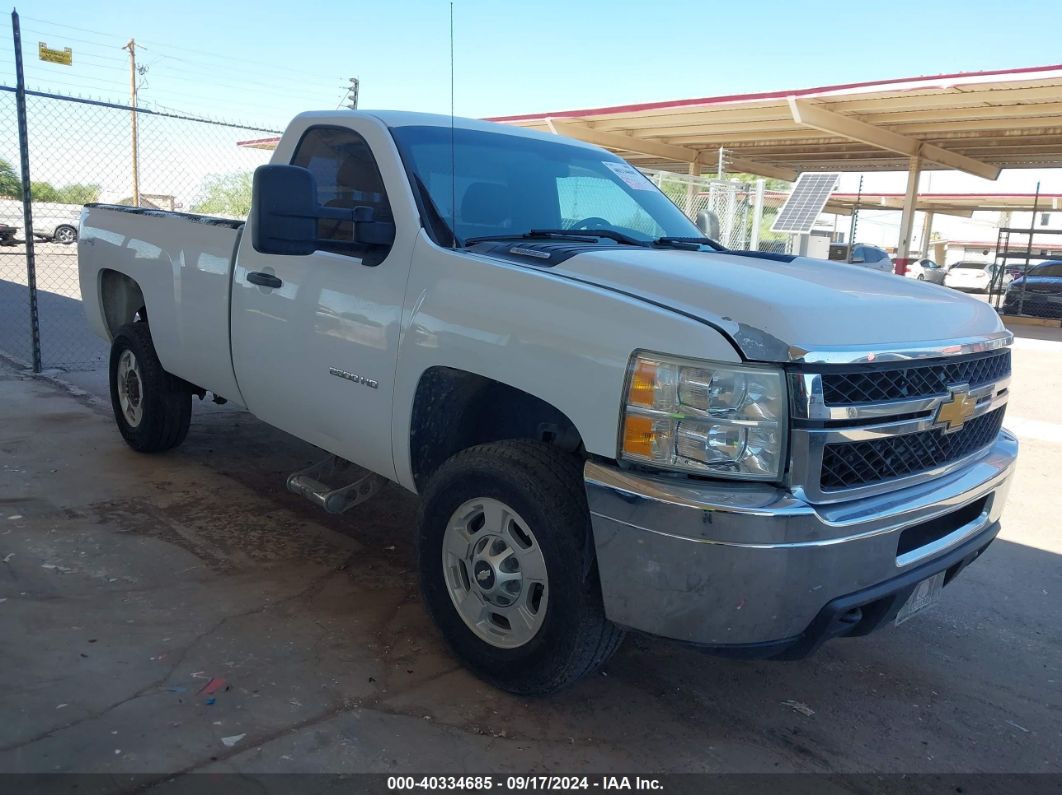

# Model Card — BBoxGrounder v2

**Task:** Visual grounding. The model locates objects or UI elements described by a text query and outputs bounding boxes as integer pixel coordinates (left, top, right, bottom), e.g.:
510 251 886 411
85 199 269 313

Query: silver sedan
905 258 947 284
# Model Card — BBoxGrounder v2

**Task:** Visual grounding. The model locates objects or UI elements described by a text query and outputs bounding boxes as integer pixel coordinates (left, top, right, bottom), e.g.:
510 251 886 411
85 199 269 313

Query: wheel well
410 367 584 491
99 269 146 340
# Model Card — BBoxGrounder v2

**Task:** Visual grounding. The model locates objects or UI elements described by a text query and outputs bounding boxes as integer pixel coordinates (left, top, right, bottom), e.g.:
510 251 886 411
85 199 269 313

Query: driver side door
230 120 415 480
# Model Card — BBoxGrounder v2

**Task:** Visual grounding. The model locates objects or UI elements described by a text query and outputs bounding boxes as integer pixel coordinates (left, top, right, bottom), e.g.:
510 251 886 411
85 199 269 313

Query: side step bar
286 456 383 514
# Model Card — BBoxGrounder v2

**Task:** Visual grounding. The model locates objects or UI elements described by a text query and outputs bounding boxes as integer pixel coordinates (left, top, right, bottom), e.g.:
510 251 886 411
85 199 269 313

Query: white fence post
750 178 765 251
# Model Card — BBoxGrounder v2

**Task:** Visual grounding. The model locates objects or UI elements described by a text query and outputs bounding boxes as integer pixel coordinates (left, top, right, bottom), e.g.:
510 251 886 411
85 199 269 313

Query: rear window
952 262 988 270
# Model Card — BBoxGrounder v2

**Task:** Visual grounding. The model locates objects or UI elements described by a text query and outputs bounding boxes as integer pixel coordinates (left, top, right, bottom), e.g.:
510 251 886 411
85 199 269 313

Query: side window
291 126 393 258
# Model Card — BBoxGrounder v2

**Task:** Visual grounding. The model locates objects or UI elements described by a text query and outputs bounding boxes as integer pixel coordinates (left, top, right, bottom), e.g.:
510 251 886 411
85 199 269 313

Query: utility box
796 231 832 260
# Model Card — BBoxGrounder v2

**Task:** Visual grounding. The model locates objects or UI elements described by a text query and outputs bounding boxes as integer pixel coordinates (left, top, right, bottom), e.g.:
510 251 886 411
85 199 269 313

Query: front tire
54 225 77 244
418 440 624 694
109 322 191 452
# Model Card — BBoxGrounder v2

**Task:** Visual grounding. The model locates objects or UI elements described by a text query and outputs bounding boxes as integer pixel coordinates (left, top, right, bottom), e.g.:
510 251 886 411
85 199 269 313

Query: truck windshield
390 125 702 246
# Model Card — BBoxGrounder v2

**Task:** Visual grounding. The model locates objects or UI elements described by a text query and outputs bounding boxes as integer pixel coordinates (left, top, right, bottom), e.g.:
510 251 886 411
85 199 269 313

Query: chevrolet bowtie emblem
934 385 978 433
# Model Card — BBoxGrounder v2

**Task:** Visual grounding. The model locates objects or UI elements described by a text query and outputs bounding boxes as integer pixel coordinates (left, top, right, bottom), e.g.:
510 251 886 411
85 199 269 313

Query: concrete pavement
0 327 1059 777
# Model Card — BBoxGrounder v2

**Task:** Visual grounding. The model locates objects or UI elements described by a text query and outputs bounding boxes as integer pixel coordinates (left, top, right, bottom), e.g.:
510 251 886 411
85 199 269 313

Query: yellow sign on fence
38 42 73 65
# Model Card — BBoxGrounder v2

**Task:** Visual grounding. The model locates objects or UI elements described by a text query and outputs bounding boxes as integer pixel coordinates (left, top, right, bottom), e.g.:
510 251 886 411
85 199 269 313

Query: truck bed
78 204 245 403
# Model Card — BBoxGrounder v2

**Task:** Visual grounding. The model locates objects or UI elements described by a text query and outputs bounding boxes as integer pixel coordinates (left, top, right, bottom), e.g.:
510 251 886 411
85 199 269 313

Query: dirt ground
0 325 1059 779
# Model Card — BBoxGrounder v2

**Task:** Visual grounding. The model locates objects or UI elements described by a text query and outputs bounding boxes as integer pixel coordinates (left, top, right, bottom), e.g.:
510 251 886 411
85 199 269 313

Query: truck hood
549 248 1007 362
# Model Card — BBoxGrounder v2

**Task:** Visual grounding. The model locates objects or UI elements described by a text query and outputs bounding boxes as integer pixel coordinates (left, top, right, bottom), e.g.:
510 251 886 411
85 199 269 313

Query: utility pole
345 77 360 110
123 38 140 206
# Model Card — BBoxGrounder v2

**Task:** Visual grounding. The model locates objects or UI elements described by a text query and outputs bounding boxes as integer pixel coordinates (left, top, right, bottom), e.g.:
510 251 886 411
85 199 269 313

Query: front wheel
417 440 624 694
109 322 191 452
53 225 77 244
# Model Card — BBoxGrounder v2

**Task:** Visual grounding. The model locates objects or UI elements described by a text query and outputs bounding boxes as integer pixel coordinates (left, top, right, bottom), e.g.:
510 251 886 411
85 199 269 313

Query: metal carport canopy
485 64 1062 182
823 192 1062 217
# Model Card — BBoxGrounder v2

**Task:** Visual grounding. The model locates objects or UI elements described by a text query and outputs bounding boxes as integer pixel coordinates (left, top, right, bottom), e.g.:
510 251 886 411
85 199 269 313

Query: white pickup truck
78 111 1017 694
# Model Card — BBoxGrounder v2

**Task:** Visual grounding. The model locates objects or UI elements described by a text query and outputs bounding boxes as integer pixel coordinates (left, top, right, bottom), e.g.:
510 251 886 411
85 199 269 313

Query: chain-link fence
643 169 792 255
0 86 278 370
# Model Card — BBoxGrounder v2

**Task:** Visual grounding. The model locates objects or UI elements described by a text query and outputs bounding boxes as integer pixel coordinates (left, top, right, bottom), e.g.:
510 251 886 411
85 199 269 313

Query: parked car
1001 260 1062 318
944 261 1009 293
32 204 80 244
905 258 947 284
78 110 1017 693
0 199 81 244
829 242 893 272
0 222 17 246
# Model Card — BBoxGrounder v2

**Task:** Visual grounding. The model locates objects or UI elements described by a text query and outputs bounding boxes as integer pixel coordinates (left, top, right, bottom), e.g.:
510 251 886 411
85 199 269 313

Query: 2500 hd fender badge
329 367 379 389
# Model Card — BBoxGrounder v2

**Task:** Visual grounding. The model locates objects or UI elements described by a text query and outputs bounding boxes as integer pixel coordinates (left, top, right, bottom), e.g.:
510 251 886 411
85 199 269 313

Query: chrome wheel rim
56 227 75 243
442 497 548 649
116 349 144 428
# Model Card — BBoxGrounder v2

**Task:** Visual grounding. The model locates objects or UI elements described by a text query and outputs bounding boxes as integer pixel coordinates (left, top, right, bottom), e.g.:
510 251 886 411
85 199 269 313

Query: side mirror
251 164 396 256
696 210 720 239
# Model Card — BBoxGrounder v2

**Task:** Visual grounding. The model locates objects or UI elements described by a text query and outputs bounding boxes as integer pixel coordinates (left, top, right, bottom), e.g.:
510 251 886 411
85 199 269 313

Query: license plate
895 571 946 625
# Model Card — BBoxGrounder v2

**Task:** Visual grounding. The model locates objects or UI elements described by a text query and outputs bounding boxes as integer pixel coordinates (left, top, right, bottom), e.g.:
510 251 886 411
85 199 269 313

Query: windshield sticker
603 161 655 191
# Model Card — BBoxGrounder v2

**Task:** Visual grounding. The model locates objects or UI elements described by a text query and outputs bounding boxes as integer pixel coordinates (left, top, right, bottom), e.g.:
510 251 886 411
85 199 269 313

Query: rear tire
109 322 191 453
417 440 624 694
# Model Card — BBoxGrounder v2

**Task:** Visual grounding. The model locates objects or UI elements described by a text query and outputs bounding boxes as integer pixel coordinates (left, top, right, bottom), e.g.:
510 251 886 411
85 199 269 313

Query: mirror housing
251 164 396 256
696 210 720 239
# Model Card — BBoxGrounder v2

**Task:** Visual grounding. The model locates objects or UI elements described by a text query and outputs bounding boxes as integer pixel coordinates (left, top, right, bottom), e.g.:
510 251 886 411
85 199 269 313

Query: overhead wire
1 15 349 122
18 17 341 85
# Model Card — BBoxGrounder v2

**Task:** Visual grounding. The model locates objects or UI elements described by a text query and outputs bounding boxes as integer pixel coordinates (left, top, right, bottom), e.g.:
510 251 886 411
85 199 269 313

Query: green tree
30 181 61 202
192 172 253 218
726 172 791 192
0 158 21 197
55 183 101 204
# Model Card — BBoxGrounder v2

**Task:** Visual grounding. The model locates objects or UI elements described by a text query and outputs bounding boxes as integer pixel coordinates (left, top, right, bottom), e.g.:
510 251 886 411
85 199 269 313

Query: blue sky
2 0 1060 217
4 0 1062 128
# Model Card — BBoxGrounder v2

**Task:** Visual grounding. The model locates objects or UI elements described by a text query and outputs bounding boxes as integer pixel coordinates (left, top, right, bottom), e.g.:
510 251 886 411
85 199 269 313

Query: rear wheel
418 440 624 694
109 322 191 452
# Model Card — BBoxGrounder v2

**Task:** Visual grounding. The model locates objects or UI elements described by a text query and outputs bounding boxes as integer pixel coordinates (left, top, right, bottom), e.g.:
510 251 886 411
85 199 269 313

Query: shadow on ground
0 276 107 369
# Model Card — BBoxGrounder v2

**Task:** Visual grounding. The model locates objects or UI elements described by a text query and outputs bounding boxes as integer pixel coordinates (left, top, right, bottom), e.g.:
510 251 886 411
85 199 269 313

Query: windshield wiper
654 236 725 251
464 228 650 247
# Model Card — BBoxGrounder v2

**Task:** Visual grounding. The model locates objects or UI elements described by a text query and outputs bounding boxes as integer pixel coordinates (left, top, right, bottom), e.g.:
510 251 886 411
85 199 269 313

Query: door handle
247 271 283 289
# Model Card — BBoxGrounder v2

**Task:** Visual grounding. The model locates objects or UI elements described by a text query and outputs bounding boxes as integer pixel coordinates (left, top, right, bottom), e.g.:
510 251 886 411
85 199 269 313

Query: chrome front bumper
584 431 1017 650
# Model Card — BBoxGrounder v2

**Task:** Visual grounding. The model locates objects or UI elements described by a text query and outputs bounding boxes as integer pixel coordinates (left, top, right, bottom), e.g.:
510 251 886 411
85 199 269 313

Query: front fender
391 232 742 491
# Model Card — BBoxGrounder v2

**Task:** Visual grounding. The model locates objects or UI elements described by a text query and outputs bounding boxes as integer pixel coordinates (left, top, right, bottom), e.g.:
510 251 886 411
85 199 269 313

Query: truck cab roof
290 109 604 150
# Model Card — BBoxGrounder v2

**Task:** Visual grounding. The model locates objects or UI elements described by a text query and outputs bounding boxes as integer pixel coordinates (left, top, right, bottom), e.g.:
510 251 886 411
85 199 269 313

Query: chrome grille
820 350 1011 405
789 342 1012 503
820 406 1006 491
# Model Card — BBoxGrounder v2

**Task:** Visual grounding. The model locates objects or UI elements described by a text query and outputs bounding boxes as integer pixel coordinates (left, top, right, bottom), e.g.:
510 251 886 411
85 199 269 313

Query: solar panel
771 172 840 234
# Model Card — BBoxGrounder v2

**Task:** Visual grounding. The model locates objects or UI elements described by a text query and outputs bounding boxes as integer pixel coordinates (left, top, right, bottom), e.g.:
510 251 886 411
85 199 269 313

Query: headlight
619 352 787 480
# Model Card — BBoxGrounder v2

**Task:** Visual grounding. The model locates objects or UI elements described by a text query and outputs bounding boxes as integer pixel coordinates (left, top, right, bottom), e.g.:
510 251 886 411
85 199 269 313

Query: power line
14 76 293 122
14 62 335 110
14 29 325 95
19 16 342 82
8 25 342 103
